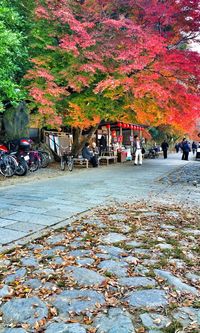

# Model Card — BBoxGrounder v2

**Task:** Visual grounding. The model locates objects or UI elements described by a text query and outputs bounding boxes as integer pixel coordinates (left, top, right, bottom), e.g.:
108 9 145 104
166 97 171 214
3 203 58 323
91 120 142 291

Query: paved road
0 154 191 251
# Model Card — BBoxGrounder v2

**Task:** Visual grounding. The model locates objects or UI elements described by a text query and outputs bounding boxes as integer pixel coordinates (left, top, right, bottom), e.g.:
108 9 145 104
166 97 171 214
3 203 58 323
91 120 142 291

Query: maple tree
25 0 200 151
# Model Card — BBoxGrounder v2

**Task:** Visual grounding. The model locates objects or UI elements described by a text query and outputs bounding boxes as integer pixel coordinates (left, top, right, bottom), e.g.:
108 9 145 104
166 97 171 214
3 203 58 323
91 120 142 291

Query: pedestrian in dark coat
181 138 191 161
161 140 169 159
99 135 107 155
192 141 197 155
175 143 179 153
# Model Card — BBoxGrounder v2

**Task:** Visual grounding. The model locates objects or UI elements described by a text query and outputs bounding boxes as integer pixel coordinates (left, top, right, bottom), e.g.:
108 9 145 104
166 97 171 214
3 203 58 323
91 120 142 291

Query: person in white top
133 135 143 165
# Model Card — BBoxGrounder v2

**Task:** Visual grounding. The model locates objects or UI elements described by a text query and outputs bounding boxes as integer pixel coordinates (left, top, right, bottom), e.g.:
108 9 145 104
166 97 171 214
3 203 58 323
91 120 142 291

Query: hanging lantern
130 125 134 130
117 122 122 127
127 124 130 129
111 130 117 137
106 124 110 129
133 125 136 130
122 123 126 128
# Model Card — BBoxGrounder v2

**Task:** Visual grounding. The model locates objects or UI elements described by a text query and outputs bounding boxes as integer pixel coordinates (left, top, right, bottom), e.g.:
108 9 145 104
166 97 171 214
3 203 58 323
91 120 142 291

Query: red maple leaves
26 0 200 134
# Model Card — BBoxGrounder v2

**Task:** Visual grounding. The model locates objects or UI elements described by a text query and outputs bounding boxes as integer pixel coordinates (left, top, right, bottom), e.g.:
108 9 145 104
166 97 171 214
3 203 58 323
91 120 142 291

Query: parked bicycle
10 151 29 176
8 138 39 172
61 153 74 171
0 145 16 177
0 142 29 176
8 138 50 172
45 132 73 171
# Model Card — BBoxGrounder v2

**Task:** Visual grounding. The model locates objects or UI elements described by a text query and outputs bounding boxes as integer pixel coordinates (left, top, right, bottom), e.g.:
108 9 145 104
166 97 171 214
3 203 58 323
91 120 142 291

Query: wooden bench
73 158 89 168
99 155 118 166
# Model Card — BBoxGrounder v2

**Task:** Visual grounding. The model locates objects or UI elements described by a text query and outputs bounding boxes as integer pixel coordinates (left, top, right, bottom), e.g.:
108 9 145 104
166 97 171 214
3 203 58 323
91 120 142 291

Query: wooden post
120 126 122 147
108 126 111 151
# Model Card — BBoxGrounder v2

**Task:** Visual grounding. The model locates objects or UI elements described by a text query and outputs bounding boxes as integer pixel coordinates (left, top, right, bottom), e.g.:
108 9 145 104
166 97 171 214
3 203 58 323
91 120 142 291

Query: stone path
0 154 196 252
0 201 199 333
0 155 199 332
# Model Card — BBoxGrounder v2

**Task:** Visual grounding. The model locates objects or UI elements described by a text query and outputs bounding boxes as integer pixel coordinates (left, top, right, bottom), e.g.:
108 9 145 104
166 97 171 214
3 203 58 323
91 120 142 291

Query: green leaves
0 0 28 109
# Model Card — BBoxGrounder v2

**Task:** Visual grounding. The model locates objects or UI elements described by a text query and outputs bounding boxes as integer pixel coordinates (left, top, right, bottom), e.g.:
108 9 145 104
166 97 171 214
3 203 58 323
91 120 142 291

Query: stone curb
155 161 190 183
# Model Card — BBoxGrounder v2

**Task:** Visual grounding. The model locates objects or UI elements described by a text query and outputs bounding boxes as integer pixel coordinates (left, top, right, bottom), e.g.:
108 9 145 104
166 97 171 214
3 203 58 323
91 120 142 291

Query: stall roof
98 121 148 130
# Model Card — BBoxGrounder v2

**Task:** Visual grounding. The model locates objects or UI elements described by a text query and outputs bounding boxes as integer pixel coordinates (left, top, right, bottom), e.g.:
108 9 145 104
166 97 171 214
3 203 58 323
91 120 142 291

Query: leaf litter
0 201 199 332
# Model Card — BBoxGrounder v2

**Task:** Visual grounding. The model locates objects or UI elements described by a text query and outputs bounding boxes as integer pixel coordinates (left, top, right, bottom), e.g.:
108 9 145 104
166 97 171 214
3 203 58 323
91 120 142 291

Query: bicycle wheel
60 156 66 171
0 155 16 177
15 159 28 176
67 157 73 172
29 159 39 172
28 152 39 172
38 151 50 168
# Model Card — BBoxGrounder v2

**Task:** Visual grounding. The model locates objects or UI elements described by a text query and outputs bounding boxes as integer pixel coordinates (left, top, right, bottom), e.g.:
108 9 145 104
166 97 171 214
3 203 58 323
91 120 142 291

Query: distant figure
181 138 191 161
161 140 169 159
82 142 98 167
91 142 99 163
99 135 107 155
175 143 179 153
192 141 197 155
133 135 143 165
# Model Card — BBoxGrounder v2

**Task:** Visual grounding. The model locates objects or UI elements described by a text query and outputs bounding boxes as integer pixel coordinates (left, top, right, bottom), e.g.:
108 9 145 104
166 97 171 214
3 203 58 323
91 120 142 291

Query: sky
190 41 200 52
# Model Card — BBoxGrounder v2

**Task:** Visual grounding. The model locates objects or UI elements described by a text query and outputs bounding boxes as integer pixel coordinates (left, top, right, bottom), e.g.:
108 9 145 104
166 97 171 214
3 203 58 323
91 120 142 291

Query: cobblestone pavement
0 201 199 333
161 162 200 185
0 155 199 332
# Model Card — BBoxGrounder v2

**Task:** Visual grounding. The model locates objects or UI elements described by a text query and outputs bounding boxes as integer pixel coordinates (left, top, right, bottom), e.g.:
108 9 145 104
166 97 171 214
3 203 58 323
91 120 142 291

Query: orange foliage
67 103 100 129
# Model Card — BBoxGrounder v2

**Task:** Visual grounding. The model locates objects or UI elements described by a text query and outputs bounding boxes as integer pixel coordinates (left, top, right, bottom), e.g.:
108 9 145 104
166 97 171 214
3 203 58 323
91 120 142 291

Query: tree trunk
72 125 99 157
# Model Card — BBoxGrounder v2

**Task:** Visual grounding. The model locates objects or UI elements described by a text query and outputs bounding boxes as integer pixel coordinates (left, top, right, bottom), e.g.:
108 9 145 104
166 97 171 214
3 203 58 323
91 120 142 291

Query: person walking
175 143 179 153
133 135 143 165
192 141 197 155
181 138 191 161
161 140 169 159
